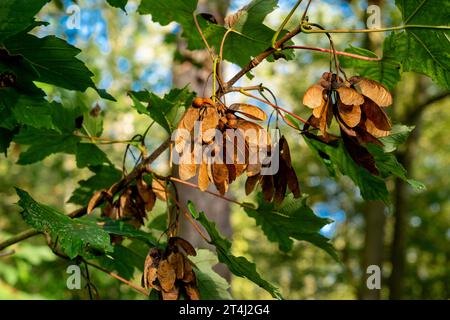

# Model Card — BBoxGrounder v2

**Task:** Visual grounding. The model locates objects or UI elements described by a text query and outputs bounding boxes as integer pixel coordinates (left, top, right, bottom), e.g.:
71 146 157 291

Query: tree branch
0 229 40 251
223 23 305 89
0 138 172 251
85 260 149 296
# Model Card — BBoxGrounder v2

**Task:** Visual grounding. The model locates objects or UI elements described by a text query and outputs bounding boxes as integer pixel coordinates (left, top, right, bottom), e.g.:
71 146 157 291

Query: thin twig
239 90 308 124
272 0 303 47
0 229 40 251
85 260 149 296
301 0 313 21
0 138 172 251
223 84 264 94
301 24 450 34
169 176 249 208
223 23 305 90
169 194 210 242
0 250 15 258
193 12 215 62
283 45 382 61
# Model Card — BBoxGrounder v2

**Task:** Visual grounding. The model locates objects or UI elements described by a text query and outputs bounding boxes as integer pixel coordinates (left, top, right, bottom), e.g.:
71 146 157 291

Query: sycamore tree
0 0 448 300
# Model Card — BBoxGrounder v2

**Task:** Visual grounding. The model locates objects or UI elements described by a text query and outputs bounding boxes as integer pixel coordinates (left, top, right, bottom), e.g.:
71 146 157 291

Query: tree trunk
358 0 387 300
359 201 386 299
171 0 231 281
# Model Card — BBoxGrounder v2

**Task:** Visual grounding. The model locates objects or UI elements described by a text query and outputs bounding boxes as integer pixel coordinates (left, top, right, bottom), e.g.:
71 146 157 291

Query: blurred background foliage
0 0 448 299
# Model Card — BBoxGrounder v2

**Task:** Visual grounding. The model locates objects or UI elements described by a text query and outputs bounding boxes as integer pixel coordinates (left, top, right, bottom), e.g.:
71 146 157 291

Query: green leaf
367 143 425 190
138 0 291 69
96 244 145 280
13 127 81 165
50 102 83 133
187 200 199 219
3 34 113 97
81 108 104 138
391 1 450 89
190 249 232 300
129 87 194 134
205 0 293 69
0 88 53 130
0 0 49 42
138 0 197 26
192 205 283 299
100 218 159 246
0 127 17 155
69 165 122 205
0 49 44 96
379 124 415 153
75 143 111 168
106 0 128 12
304 136 389 203
147 212 167 231
11 99 57 131
341 45 401 90
244 194 339 261
15 188 113 259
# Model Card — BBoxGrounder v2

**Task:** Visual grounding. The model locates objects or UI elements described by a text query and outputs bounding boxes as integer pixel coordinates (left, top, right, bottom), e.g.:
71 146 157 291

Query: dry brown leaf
350 76 392 107
198 159 209 191
179 152 197 180
227 164 237 183
157 259 176 292
246 163 261 177
353 126 384 145
137 176 156 212
87 190 103 214
262 175 274 202
234 163 247 177
279 136 292 167
273 166 287 205
174 237 197 256
364 119 390 137
201 107 220 143
287 168 301 198
361 99 391 132
245 174 260 195
175 107 199 153
236 120 263 147
162 286 179 300
182 259 195 283
336 115 357 137
303 84 325 108
168 252 185 280
318 99 332 135
338 102 361 128
341 131 379 175
337 86 364 106
142 248 162 290
185 283 200 300
152 177 167 201
212 162 229 195
228 104 267 121
117 189 132 219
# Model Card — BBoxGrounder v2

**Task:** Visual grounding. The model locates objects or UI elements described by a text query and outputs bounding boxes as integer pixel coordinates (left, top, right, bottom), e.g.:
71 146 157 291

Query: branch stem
239 90 308 124
0 229 40 251
169 176 248 208
272 0 303 47
283 45 382 61
302 24 450 34
85 260 149 296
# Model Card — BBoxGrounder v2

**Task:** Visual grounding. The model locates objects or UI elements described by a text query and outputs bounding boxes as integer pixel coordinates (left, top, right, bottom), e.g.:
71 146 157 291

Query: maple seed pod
192 97 204 108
